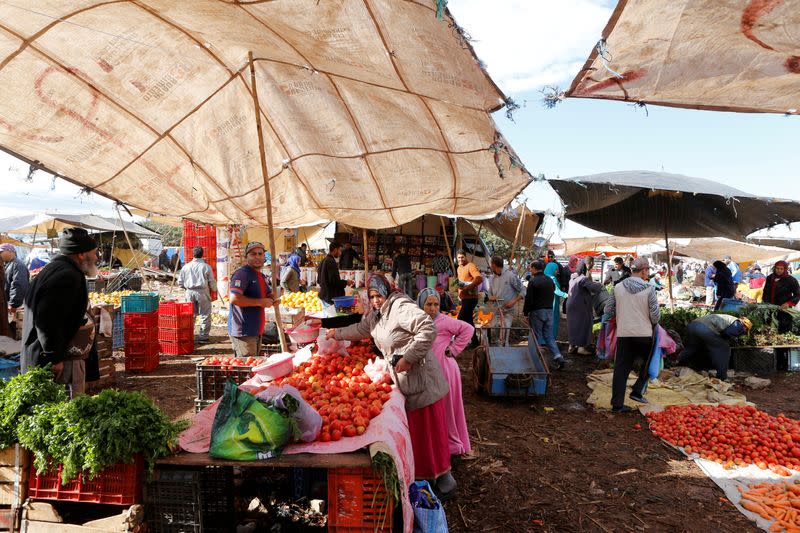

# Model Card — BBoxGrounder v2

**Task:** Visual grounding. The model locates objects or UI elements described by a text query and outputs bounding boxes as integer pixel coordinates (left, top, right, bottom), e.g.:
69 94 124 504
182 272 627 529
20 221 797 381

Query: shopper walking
1 244 30 315
524 260 565 369
392 247 414 296
486 255 524 346
712 260 736 310
762 260 800 309
543 261 567 339
566 260 603 354
228 242 273 357
417 287 473 457
455 249 483 348
21 228 99 396
178 246 217 343
605 258 660 413
280 253 302 294
317 242 350 306
704 263 716 306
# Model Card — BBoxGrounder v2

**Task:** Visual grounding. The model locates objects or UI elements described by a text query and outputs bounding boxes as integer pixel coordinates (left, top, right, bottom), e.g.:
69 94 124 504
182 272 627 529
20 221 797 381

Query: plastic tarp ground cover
566 0 800 115
0 1 530 230
548 171 800 239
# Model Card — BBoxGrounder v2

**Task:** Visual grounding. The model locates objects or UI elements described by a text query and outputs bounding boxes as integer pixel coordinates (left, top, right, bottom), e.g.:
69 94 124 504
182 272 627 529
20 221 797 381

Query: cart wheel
472 346 487 393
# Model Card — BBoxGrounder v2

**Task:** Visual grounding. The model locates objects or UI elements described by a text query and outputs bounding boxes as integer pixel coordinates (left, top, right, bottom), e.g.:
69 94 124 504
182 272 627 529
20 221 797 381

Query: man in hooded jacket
605 257 660 413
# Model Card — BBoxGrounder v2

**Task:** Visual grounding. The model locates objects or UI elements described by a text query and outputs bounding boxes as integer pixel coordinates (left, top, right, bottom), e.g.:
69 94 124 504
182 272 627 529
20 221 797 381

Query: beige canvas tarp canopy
671 238 798 264
0 1 530 230
567 0 800 115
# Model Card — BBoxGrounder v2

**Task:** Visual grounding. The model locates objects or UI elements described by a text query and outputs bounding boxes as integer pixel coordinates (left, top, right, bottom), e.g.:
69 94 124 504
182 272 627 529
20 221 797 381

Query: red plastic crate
125 344 160 372
123 311 158 329
125 327 159 344
183 221 216 238
159 302 194 330
160 338 194 355
328 467 393 532
28 455 144 505
159 301 194 316
158 327 193 343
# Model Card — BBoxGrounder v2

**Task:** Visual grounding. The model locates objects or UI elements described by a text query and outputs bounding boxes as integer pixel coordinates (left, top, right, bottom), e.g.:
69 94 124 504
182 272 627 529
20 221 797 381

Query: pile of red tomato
273 341 392 442
200 355 262 368
647 404 800 473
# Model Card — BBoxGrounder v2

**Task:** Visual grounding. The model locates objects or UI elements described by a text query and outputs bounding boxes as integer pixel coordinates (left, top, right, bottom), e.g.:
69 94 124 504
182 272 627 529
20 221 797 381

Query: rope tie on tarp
504 97 521 122
489 133 526 179
725 196 740 218
596 39 624 79
436 0 448 20
541 86 565 109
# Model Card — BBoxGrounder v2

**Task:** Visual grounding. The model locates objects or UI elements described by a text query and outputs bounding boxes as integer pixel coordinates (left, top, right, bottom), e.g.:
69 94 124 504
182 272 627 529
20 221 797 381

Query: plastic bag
364 357 392 385
316 329 350 356
209 381 298 460
410 481 448 533
256 384 322 443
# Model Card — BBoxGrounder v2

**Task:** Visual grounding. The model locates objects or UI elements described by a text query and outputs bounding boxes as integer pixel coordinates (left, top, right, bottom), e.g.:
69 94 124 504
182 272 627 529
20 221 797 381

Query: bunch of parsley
0 365 67 448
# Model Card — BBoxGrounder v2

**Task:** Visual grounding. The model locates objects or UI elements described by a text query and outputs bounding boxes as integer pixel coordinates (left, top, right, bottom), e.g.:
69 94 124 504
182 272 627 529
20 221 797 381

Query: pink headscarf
568 255 579 272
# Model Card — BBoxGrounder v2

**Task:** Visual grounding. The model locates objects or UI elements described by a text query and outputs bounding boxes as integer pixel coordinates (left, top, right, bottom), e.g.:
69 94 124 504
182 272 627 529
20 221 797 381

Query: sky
1 0 798 237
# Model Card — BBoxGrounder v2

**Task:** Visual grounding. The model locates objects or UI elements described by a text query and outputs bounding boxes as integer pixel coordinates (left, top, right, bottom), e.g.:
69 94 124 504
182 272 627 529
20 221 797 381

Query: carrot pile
739 481 800 531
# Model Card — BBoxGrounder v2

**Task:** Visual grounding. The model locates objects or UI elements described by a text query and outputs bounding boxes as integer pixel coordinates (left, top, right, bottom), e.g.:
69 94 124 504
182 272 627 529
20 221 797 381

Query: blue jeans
530 309 562 360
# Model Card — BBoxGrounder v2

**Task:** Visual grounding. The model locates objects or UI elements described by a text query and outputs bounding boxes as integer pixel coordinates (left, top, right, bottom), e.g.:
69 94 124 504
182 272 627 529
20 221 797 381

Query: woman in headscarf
567 255 580 273
280 253 302 293
544 262 568 339
417 287 473 458
566 260 603 354
327 276 456 497
763 260 800 309
712 260 736 310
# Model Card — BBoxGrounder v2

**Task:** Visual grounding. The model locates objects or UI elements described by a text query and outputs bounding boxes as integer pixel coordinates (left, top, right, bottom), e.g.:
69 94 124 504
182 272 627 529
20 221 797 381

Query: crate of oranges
279 291 324 313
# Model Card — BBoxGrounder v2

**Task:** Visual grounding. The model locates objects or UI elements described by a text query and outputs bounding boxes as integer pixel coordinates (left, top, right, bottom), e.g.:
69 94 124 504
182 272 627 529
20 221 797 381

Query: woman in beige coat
328 275 457 497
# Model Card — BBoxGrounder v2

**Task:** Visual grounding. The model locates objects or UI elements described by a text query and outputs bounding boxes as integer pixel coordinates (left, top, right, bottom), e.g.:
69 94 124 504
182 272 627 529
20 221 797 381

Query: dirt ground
111 326 800 532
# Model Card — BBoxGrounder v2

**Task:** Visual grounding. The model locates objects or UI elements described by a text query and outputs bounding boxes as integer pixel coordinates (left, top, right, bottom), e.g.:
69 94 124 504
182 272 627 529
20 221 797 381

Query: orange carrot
742 500 771 519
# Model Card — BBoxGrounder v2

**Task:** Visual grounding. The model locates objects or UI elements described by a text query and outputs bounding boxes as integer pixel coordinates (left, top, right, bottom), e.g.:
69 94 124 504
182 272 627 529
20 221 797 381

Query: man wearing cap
21 228 99 396
178 246 217 343
605 257 660 413
1 244 29 316
229 242 273 357
677 314 752 381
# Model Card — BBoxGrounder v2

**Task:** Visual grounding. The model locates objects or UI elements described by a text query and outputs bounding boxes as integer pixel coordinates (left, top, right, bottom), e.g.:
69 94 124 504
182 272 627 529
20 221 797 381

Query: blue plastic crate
112 311 125 350
0 354 21 380
719 298 746 312
121 293 160 314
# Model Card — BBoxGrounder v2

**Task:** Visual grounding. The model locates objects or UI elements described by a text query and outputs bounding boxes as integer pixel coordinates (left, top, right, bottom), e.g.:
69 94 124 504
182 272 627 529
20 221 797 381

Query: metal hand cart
472 323 550 398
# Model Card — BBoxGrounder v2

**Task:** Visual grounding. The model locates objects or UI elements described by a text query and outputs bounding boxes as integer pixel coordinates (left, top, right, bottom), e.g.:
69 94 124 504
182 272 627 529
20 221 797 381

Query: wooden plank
21 502 61 523
21 521 115 533
156 451 371 469
0 508 15 531
0 481 27 506
0 446 30 468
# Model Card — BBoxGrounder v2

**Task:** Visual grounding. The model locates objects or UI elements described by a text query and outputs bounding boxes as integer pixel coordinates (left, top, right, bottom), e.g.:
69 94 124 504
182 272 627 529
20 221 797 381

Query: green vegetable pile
19 389 187 483
658 307 709 339
0 366 67 448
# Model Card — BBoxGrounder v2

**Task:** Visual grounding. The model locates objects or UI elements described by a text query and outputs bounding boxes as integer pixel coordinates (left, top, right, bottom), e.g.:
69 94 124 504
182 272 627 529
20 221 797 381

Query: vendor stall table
153 451 393 532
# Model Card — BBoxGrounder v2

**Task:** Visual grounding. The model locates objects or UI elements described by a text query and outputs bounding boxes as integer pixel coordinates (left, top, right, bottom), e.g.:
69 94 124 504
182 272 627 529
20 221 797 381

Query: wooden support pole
115 204 149 290
249 51 288 352
362 228 369 284
509 204 527 267
440 217 454 270
664 217 675 310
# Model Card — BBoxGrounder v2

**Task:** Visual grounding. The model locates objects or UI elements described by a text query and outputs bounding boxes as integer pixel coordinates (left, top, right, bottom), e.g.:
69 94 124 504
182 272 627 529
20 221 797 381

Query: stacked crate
122 293 161 373
88 304 116 392
183 221 217 300
158 302 194 356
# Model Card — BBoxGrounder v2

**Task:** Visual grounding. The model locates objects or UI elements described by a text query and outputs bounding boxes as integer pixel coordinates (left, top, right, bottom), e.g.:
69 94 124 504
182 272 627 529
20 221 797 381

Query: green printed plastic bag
209 381 297 460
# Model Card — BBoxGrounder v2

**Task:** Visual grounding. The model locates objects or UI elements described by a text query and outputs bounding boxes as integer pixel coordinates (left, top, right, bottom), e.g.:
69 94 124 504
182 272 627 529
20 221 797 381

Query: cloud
449 0 613 94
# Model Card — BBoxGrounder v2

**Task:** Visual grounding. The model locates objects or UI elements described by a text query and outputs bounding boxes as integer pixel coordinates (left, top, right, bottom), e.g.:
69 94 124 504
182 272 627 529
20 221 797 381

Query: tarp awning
549 171 800 239
671 238 798 264
561 236 657 256
0 213 160 237
567 0 800 115
472 207 542 246
0 1 530 230
747 237 800 252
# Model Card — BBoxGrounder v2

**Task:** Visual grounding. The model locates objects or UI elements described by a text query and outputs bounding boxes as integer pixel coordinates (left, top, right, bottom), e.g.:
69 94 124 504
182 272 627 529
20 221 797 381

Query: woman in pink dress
417 287 474 456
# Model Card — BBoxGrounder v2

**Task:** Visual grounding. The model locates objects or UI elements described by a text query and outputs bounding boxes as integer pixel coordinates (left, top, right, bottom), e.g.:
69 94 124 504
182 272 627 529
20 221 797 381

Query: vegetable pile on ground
88 290 133 306
738 480 800 531
199 355 263 368
19 389 187 483
270 342 392 442
647 405 800 473
0 366 67 448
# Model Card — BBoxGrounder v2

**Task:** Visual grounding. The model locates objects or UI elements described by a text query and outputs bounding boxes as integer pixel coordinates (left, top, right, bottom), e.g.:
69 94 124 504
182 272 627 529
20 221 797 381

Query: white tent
0 213 159 237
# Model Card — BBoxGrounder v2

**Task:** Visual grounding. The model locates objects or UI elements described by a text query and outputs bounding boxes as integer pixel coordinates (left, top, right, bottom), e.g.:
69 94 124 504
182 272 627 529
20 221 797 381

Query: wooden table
156 450 372 469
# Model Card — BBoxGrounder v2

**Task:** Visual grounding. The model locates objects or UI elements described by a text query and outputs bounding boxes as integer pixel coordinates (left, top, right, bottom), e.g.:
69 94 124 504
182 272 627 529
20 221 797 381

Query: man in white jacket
178 246 217 343
605 257 660 413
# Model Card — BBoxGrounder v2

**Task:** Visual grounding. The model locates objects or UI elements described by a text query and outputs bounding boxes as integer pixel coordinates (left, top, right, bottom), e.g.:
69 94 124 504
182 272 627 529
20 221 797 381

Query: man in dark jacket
317 242 351 305
524 260 564 369
1 244 30 314
338 242 360 270
21 228 98 396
